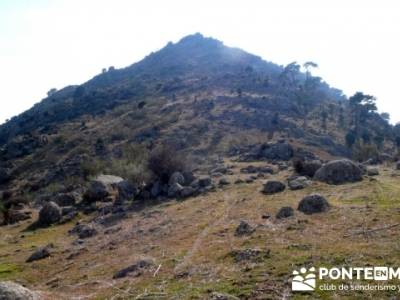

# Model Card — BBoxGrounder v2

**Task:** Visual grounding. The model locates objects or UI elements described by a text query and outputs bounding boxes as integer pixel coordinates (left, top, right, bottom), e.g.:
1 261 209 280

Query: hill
0 33 400 299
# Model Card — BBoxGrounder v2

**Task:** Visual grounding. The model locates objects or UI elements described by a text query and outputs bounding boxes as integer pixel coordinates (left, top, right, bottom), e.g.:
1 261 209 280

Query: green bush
352 142 379 162
81 143 151 184
148 144 188 183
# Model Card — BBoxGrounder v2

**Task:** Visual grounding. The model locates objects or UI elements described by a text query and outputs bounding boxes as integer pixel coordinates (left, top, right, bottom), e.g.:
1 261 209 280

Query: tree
380 112 390 123
396 136 400 148
279 62 301 91
361 129 371 144
74 86 85 98
303 61 318 80
373 135 384 150
338 106 345 128
47 88 57 97
269 112 280 140
321 110 328 131
345 130 356 148
280 61 320 129
349 92 377 133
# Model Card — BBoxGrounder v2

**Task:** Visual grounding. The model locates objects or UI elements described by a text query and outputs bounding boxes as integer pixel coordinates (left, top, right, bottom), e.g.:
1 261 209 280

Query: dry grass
1 164 400 299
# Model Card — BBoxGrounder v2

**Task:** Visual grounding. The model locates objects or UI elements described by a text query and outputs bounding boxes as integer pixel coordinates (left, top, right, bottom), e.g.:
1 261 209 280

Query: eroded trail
173 192 237 274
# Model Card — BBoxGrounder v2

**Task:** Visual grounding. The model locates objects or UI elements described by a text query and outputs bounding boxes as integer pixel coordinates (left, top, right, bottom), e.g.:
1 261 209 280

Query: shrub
91 144 152 184
148 144 188 183
81 159 106 180
292 157 304 174
345 131 356 148
352 142 379 162
108 159 151 184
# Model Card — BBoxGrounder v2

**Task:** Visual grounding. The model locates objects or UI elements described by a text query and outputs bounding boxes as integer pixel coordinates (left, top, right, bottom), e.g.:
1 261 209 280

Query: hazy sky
1 0 400 124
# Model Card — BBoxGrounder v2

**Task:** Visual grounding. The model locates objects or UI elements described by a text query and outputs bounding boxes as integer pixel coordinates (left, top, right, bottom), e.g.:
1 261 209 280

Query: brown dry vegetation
1 161 400 299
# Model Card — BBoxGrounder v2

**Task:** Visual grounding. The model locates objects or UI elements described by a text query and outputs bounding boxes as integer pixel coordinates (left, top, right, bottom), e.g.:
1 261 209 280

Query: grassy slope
1 162 400 299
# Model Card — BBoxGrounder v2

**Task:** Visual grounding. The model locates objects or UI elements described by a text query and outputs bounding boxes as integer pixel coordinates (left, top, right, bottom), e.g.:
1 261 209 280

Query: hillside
0 33 400 299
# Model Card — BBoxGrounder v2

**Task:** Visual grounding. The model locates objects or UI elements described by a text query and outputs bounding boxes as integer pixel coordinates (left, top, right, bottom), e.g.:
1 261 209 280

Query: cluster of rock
209 165 234 178
236 141 294 162
275 194 330 219
0 192 32 225
113 259 154 279
240 165 274 175
6 168 215 230
229 248 270 263
234 220 256 236
140 172 214 201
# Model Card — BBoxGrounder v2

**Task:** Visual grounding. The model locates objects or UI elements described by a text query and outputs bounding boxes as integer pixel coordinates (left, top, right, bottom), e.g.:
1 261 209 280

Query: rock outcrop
38 202 61 226
0 281 40 300
262 181 286 195
298 194 330 214
314 159 363 185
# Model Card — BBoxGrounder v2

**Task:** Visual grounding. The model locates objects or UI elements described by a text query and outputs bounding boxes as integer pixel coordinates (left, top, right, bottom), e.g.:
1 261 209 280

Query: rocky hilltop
1 34 400 299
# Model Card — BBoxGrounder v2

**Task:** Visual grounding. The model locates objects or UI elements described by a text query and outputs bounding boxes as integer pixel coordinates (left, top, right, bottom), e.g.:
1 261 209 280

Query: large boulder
219 178 230 186
115 180 137 203
298 160 322 178
182 171 196 186
38 202 61 226
314 159 363 185
210 166 228 175
96 174 124 185
60 207 78 224
77 225 97 239
180 186 196 198
396 161 400 170
168 172 185 186
288 176 311 190
84 175 123 203
276 206 294 219
262 181 286 195
298 194 330 214
367 167 379 176
26 244 53 263
234 220 255 236
0 281 39 300
69 223 98 239
168 183 184 198
197 176 212 187
83 181 111 203
113 260 154 279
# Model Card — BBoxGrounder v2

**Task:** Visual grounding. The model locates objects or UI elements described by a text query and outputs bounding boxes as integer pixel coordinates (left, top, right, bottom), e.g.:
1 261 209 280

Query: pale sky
1 0 400 124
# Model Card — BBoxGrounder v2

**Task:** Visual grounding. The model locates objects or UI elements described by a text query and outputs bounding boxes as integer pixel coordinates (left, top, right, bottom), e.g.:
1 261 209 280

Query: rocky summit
0 33 400 299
